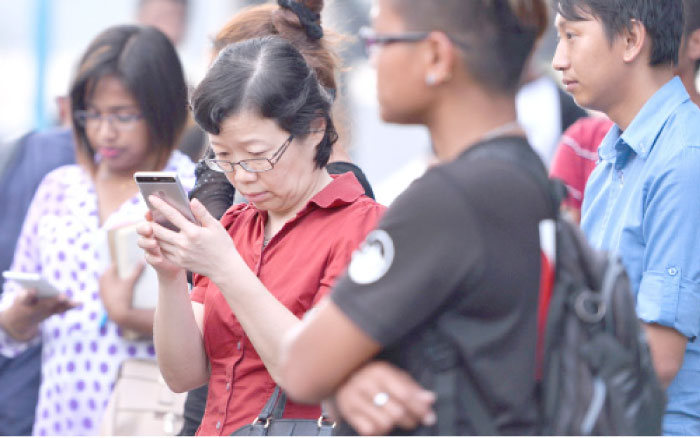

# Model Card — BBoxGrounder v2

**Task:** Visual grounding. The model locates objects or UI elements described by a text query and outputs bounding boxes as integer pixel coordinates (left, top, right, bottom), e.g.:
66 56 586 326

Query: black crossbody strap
257 385 332 422
271 389 287 419
423 329 499 435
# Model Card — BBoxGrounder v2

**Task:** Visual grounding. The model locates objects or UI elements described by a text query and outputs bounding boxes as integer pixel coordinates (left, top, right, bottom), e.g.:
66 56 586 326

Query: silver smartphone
2 271 62 298
134 171 197 231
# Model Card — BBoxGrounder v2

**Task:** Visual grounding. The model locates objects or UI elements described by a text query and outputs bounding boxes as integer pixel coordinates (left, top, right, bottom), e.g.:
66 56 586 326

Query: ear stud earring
425 73 437 86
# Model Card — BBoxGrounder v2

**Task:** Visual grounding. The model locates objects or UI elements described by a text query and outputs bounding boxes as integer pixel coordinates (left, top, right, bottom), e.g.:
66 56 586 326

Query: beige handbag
99 359 187 436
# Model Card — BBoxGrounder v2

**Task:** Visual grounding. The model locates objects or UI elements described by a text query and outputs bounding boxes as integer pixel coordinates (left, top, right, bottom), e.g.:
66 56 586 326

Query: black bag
424 138 666 435
230 386 335 436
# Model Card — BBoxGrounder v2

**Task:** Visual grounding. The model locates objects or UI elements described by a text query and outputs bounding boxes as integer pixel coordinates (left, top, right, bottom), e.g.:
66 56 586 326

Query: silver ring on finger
372 392 389 408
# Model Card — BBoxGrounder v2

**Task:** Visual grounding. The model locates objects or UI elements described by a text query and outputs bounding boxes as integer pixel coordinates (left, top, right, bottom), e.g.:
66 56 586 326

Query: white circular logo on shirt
348 230 395 284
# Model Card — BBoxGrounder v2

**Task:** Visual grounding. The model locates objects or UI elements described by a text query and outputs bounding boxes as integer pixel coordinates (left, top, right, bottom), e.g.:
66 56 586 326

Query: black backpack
423 138 666 435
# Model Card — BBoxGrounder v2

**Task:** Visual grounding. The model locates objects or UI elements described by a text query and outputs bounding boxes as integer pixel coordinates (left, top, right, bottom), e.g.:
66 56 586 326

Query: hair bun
277 0 323 40
508 0 548 39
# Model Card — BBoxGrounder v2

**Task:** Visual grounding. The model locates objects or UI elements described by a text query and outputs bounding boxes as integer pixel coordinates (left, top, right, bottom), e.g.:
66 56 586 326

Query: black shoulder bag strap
247 386 333 435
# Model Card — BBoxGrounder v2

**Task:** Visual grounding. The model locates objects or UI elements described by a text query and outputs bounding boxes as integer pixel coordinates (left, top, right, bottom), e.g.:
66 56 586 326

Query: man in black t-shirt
330 136 551 434
278 1 551 435
280 135 553 435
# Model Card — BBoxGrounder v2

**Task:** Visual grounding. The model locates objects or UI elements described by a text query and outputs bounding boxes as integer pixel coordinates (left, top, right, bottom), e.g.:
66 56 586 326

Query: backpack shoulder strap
422 328 499 435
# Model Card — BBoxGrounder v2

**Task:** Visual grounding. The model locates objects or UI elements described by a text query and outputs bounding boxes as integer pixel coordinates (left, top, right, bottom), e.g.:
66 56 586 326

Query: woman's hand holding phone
134 171 198 232
0 289 79 342
136 214 185 280
138 196 241 284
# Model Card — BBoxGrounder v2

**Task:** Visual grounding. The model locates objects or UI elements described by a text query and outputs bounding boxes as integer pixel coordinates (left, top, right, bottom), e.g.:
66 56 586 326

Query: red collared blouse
190 173 385 436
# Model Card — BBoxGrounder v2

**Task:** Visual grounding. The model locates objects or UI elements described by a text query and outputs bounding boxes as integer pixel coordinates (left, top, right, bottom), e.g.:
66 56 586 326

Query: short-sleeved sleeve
636 146 700 339
0 173 55 357
331 170 485 346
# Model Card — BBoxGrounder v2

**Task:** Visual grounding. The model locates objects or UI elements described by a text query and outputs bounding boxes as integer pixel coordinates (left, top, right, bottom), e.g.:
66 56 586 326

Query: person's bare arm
279 298 382 403
99 263 155 336
643 323 687 388
280 299 437 435
328 361 436 436
144 197 305 384
153 274 208 393
138 217 208 393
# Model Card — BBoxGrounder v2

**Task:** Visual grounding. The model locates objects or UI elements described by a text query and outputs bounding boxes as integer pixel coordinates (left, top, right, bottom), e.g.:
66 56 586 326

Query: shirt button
216 421 221 430
226 382 231 391
668 267 678 276
237 341 242 350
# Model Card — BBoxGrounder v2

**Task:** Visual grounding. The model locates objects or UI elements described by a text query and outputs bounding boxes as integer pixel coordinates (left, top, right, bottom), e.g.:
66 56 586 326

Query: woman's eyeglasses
204 135 295 174
74 110 143 131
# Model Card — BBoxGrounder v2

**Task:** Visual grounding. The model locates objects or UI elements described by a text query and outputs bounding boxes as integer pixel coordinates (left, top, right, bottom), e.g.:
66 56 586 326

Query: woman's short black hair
553 0 683 67
191 36 338 169
69 25 188 170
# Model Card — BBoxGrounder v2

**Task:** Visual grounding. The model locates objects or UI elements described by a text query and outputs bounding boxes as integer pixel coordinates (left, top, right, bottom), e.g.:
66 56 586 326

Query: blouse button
237 341 242 351
226 382 231 391
668 267 678 276
216 421 221 430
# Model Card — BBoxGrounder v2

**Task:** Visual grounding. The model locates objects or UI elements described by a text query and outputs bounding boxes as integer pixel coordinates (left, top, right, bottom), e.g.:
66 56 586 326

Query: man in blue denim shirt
553 0 700 434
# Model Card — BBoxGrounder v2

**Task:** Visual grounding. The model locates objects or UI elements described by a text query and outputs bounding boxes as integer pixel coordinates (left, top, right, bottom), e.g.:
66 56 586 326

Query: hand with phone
134 171 198 232
137 196 240 285
0 275 80 342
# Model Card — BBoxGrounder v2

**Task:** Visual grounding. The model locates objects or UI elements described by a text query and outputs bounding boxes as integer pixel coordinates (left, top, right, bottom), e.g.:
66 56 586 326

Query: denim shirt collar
598 77 689 166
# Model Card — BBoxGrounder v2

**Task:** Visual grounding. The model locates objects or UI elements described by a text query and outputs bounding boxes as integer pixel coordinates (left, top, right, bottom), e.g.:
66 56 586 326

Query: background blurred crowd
0 0 582 206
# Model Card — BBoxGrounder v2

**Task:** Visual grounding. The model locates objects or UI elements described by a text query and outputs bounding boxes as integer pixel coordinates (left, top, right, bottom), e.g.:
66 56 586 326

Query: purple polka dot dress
0 152 195 436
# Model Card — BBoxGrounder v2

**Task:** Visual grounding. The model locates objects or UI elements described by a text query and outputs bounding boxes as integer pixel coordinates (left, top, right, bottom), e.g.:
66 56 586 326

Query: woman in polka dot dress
0 25 195 436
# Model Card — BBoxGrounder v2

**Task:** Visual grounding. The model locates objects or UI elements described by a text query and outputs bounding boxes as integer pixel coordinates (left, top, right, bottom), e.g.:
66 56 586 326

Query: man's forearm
643 322 687 388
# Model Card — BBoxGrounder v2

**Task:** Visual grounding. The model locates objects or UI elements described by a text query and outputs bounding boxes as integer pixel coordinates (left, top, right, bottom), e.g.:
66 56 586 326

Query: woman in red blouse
136 35 385 436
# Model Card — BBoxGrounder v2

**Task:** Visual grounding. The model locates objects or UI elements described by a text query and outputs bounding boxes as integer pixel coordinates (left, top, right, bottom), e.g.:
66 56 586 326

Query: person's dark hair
684 0 700 72
389 0 549 94
211 0 339 95
191 36 338 169
553 0 683 66
69 25 188 171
